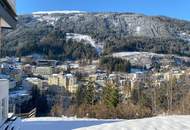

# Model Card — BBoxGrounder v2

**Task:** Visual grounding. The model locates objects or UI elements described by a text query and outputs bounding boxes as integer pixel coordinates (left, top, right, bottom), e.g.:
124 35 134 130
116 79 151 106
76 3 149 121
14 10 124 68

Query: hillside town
0 55 189 118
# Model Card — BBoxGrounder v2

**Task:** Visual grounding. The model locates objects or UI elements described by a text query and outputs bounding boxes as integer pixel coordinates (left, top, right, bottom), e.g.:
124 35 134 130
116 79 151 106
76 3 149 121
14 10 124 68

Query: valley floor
18 115 190 130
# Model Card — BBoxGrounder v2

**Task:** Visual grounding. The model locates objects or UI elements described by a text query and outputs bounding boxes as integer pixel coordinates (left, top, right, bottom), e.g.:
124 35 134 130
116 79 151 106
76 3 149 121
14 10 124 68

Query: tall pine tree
102 83 120 108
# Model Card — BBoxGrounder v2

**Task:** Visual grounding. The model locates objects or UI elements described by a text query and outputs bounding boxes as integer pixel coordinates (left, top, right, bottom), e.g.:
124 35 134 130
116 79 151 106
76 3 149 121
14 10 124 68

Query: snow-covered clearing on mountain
32 11 85 25
66 33 103 53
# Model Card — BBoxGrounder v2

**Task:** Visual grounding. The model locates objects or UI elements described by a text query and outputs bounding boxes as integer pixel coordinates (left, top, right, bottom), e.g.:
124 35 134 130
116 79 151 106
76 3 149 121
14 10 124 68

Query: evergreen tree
85 80 96 105
76 80 96 106
100 57 131 73
102 83 120 108
76 85 86 106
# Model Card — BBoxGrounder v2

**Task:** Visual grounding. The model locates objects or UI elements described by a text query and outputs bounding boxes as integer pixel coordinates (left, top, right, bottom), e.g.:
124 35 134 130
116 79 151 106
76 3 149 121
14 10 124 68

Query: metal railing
15 108 37 119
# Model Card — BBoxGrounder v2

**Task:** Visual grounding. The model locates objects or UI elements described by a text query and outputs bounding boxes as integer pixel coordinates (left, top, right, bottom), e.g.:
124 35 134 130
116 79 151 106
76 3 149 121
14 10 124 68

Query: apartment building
0 79 9 126
32 66 54 77
0 0 17 128
48 73 78 93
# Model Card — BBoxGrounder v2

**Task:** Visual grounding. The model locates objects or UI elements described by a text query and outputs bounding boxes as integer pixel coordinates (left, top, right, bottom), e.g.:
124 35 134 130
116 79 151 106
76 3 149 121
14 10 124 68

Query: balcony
7 0 16 13
0 0 17 28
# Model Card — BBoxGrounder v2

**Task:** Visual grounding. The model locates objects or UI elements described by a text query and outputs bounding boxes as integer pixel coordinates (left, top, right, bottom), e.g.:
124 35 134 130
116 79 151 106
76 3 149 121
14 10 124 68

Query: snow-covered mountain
4 11 190 59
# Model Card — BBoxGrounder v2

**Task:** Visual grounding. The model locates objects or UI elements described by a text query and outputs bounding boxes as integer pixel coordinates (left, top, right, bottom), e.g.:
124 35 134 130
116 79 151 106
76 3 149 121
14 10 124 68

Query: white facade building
0 79 9 126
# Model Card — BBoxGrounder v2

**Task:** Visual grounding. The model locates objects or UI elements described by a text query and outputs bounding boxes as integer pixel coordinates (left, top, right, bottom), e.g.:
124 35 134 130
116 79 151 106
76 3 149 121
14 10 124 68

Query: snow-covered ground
20 117 119 130
77 116 190 130
112 51 165 57
112 51 190 68
18 116 190 130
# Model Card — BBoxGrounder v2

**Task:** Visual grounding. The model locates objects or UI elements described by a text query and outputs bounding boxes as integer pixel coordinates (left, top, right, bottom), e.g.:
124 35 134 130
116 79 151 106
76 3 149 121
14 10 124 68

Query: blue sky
17 0 190 20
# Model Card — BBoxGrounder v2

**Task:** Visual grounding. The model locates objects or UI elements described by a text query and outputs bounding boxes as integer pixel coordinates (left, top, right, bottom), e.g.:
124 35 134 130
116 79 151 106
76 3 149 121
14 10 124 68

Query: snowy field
19 116 190 130
78 116 190 130
20 117 119 130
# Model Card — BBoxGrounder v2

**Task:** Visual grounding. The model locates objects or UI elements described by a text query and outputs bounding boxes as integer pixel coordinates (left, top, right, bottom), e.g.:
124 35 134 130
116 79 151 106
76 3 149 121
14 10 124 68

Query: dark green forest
2 29 98 60
103 36 190 56
100 56 131 73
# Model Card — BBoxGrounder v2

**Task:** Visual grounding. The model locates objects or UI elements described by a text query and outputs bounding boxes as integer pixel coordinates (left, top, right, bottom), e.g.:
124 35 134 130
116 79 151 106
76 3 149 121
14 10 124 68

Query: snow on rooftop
32 10 85 15
9 90 29 98
65 73 74 77
25 77 40 81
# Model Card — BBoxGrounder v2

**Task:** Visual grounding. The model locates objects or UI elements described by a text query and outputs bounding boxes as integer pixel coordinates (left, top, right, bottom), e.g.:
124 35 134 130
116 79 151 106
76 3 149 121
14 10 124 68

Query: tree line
103 36 190 57
99 56 131 73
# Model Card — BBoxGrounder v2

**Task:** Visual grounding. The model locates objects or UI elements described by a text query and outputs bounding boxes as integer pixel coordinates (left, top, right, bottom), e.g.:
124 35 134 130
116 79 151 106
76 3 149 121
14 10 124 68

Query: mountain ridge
2 12 190 59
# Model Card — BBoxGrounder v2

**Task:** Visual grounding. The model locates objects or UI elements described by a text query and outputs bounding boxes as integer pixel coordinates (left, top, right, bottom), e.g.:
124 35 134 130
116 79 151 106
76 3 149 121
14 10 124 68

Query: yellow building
32 66 54 77
48 74 78 93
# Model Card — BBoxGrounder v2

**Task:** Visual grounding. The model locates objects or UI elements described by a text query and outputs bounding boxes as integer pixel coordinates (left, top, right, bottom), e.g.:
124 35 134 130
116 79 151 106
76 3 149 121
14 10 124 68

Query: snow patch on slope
66 33 103 53
32 11 86 25
178 31 190 42
66 33 96 47
33 14 60 25
113 52 165 57
32 10 85 15
136 26 141 33
112 52 190 68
